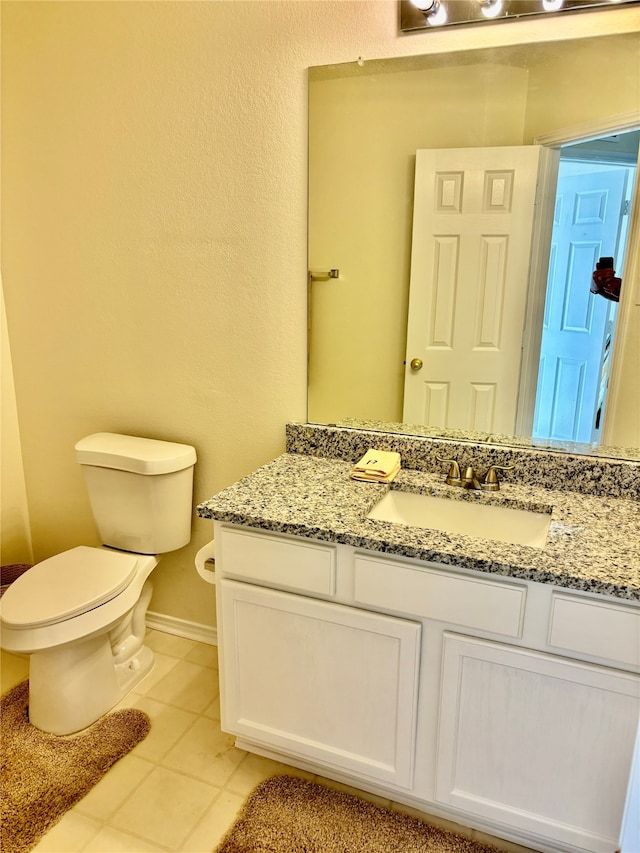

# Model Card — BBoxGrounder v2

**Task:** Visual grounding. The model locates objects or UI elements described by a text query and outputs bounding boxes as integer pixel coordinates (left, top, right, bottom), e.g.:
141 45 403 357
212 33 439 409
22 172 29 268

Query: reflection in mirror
308 32 640 459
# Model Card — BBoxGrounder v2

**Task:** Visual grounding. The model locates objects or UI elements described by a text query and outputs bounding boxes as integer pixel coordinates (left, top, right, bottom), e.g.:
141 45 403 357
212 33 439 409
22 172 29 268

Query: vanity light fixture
400 0 639 32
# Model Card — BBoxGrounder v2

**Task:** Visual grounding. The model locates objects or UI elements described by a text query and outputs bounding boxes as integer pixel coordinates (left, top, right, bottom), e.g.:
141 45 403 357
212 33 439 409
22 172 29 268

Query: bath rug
0 564 32 598
0 680 150 853
215 774 503 853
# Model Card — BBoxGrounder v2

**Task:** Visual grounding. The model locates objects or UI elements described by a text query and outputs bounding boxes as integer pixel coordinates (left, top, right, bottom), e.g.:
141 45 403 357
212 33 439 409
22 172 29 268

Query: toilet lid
0 546 138 628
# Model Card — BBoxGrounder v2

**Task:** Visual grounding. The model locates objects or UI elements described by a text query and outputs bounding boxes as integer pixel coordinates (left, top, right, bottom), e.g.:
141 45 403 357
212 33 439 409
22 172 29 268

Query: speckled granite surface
333 418 640 462
197 452 640 601
287 423 640 500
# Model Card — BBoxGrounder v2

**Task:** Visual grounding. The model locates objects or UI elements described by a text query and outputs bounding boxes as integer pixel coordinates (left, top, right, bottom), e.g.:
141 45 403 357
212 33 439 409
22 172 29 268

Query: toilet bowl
0 433 197 735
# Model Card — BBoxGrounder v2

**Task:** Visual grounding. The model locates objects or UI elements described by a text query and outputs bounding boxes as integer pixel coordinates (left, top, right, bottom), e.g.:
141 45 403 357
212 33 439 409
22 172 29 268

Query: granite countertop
197 452 640 602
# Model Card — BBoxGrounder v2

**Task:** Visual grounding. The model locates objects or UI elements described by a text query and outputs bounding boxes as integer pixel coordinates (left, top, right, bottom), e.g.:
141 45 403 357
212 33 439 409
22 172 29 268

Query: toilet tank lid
75 433 197 475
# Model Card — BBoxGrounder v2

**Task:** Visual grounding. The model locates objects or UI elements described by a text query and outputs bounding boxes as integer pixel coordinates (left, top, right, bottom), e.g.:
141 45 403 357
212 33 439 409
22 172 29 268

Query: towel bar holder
309 269 339 282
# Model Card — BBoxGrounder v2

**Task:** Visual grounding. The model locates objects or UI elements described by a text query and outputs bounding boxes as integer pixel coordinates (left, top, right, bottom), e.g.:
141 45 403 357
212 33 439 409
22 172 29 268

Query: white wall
2 1 638 631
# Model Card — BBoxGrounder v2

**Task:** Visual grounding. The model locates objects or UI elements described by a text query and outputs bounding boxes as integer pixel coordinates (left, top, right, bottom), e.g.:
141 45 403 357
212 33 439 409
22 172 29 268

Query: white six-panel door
403 147 543 433
533 165 630 443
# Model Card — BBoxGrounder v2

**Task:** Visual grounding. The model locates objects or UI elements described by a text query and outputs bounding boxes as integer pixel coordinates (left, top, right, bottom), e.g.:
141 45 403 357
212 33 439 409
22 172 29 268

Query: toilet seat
0 546 138 629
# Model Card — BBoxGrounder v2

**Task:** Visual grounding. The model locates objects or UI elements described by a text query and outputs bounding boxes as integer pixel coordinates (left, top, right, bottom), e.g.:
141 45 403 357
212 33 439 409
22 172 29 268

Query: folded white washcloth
350 449 401 483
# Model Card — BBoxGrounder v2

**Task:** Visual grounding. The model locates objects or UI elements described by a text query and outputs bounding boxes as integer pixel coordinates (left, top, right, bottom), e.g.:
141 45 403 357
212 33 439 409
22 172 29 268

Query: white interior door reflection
403 145 546 434
533 158 636 444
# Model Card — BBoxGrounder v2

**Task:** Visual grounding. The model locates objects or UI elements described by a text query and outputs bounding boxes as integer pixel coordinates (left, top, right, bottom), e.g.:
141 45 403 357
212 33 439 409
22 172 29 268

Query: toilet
0 432 197 735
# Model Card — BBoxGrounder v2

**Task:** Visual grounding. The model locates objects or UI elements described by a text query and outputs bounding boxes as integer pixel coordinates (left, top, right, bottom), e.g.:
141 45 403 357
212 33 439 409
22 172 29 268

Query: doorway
532 131 638 445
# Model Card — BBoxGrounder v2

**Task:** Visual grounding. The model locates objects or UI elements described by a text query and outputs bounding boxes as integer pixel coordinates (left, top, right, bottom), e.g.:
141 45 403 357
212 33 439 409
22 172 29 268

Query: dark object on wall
591 257 622 303
0 564 32 598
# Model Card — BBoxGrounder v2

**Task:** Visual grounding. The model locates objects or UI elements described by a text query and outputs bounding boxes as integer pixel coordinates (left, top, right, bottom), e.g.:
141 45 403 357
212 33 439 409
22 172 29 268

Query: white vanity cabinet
213 522 640 853
436 633 640 853
216 529 422 789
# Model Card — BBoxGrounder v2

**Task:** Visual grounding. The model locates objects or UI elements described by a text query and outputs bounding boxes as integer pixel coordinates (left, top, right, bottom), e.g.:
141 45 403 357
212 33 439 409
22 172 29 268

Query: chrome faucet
437 457 514 491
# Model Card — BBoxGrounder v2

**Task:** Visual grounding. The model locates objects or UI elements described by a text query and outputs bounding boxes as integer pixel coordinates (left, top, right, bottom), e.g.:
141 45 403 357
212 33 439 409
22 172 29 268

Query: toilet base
25 576 156 735
28 635 155 735
1 560 160 734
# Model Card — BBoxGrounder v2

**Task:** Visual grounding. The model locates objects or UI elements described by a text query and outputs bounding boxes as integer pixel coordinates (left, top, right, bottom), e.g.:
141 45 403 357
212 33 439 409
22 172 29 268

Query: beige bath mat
0 680 150 853
215 774 503 853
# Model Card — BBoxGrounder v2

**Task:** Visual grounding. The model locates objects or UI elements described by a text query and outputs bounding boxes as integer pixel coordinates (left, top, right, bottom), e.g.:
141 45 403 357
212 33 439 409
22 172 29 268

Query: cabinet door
219 579 421 788
436 633 640 853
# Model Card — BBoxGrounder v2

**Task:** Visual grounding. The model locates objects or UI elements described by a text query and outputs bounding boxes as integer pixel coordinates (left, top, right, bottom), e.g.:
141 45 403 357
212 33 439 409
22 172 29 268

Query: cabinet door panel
436 633 640 853
220 580 421 788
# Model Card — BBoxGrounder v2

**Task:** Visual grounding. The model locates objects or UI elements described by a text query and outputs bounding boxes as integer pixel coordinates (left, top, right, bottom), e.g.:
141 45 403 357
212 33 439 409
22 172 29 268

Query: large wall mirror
307 31 640 459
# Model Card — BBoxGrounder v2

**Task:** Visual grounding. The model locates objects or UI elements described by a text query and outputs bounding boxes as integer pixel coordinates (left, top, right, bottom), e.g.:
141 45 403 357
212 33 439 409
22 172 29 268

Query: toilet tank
75 433 197 555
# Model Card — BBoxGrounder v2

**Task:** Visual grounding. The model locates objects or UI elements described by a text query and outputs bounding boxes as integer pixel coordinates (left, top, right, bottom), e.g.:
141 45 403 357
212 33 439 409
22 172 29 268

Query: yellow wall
608 227 640 449
309 64 529 423
2 1 638 631
1 279 33 565
610 308 640 449
524 35 640 140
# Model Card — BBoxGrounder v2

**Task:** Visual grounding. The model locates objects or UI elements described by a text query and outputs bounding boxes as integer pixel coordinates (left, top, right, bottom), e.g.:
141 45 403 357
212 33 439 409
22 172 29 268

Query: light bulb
542 0 564 10
428 1 448 24
479 0 504 18
410 0 447 24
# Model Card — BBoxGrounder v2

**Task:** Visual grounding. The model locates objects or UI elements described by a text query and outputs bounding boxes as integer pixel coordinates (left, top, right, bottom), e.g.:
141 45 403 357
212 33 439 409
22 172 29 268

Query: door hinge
622 199 630 216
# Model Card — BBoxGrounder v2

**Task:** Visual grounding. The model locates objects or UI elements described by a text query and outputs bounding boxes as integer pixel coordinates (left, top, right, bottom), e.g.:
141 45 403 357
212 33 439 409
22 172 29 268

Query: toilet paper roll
195 540 217 585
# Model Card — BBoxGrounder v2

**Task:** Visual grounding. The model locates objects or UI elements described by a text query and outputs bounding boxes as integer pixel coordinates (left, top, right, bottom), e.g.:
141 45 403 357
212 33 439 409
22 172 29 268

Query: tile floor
1 630 536 853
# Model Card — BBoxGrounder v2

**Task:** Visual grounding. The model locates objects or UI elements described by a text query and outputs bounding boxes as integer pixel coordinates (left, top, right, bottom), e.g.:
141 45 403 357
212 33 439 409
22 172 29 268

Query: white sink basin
367 490 551 549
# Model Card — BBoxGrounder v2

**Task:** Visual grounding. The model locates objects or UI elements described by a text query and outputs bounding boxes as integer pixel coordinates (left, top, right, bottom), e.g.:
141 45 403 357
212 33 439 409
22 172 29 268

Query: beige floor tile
31 812 102 852
162 717 245 787
110 766 219 849
225 753 314 797
146 631 198 659
179 790 245 852
145 661 216 713
185 643 218 669
201 695 220 721
74 756 155 821
1 650 29 693
134 652 181 695
83 826 167 852
131 697 199 762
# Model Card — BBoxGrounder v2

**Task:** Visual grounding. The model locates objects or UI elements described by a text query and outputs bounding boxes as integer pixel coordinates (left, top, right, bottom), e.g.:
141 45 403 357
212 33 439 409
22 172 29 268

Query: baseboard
146 610 217 646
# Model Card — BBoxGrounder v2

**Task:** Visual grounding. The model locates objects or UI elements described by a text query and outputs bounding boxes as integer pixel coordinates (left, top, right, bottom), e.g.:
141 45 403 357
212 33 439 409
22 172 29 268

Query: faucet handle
481 464 514 491
437 456 462 485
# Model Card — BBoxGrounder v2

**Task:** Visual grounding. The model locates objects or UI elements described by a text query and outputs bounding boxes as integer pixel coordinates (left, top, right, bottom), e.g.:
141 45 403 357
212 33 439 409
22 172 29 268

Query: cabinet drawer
354 554 525 637
548 593 640 668
218 526 336 596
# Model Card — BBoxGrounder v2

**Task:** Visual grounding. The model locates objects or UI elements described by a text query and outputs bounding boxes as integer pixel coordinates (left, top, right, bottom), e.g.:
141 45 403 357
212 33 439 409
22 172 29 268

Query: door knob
410 358 423 371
